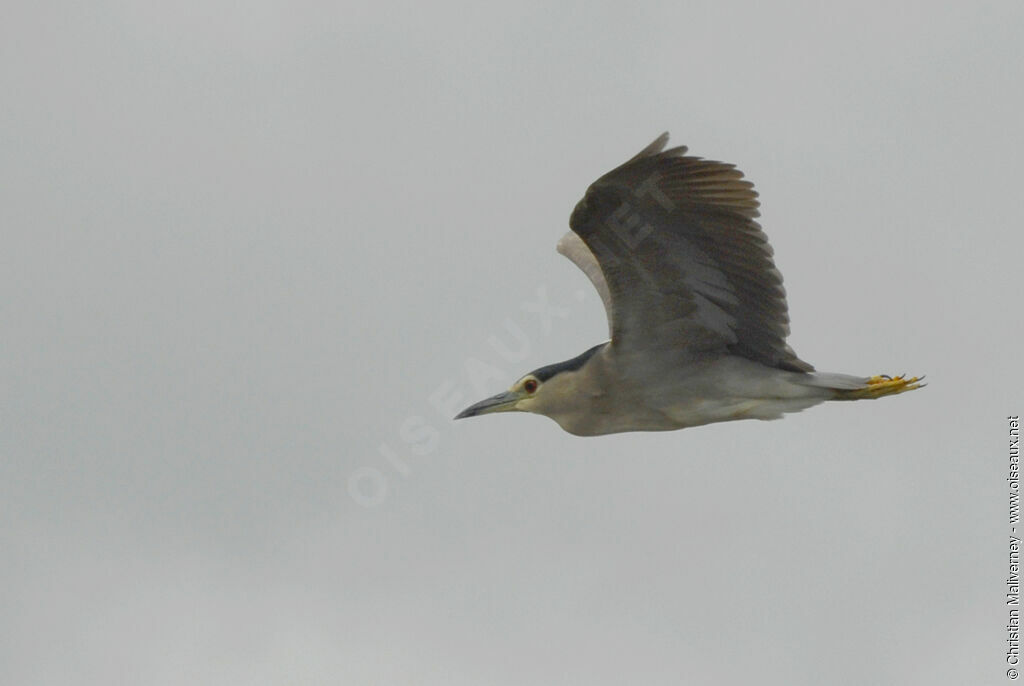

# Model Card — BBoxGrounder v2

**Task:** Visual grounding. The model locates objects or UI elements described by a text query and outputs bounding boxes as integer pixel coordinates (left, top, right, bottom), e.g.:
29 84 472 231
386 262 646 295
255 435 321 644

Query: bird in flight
456 133 923 436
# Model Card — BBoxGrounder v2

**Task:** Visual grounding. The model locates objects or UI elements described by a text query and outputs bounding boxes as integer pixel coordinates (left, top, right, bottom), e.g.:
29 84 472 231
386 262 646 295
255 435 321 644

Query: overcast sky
2 2 1022 684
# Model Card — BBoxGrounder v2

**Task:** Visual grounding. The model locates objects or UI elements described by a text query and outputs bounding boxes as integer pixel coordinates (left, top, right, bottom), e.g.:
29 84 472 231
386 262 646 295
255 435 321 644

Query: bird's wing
556 231 613 337
567 132 812 372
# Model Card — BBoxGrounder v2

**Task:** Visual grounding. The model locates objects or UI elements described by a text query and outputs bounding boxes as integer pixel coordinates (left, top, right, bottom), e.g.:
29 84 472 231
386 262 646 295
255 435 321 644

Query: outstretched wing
566 132 812 372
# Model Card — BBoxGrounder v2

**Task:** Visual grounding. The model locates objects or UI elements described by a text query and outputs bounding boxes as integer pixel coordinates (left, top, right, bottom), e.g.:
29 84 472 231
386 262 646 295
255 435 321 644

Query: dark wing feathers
568 133 812 372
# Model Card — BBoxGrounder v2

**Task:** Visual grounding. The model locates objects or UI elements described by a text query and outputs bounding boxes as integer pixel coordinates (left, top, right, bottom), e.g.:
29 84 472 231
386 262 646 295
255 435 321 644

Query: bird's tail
800 372 925 400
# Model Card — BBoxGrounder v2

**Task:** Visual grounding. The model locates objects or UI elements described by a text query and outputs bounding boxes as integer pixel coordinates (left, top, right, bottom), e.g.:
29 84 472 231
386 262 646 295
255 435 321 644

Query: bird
455 133 923 436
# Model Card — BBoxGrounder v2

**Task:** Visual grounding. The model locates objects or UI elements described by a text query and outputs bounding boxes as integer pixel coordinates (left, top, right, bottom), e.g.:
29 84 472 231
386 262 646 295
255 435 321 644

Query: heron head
453 372 551 420
454 344 603 423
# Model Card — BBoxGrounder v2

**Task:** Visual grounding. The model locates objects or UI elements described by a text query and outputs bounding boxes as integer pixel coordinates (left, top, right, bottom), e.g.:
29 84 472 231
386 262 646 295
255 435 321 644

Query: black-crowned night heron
456 133 922 436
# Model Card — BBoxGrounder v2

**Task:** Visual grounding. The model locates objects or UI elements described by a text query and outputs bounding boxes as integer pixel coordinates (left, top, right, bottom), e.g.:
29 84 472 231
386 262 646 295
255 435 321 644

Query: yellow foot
841 374 926 400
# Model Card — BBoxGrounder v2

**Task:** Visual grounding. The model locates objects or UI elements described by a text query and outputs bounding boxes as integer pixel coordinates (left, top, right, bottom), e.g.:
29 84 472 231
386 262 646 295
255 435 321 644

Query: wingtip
630 132 672 162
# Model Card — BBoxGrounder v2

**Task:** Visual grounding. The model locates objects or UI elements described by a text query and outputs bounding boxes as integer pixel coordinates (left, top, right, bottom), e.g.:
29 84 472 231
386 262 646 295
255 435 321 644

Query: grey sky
2 1 1021 684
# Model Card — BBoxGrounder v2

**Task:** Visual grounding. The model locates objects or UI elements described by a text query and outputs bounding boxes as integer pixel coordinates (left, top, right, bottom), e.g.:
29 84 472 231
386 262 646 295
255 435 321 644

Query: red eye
523 379 538 394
